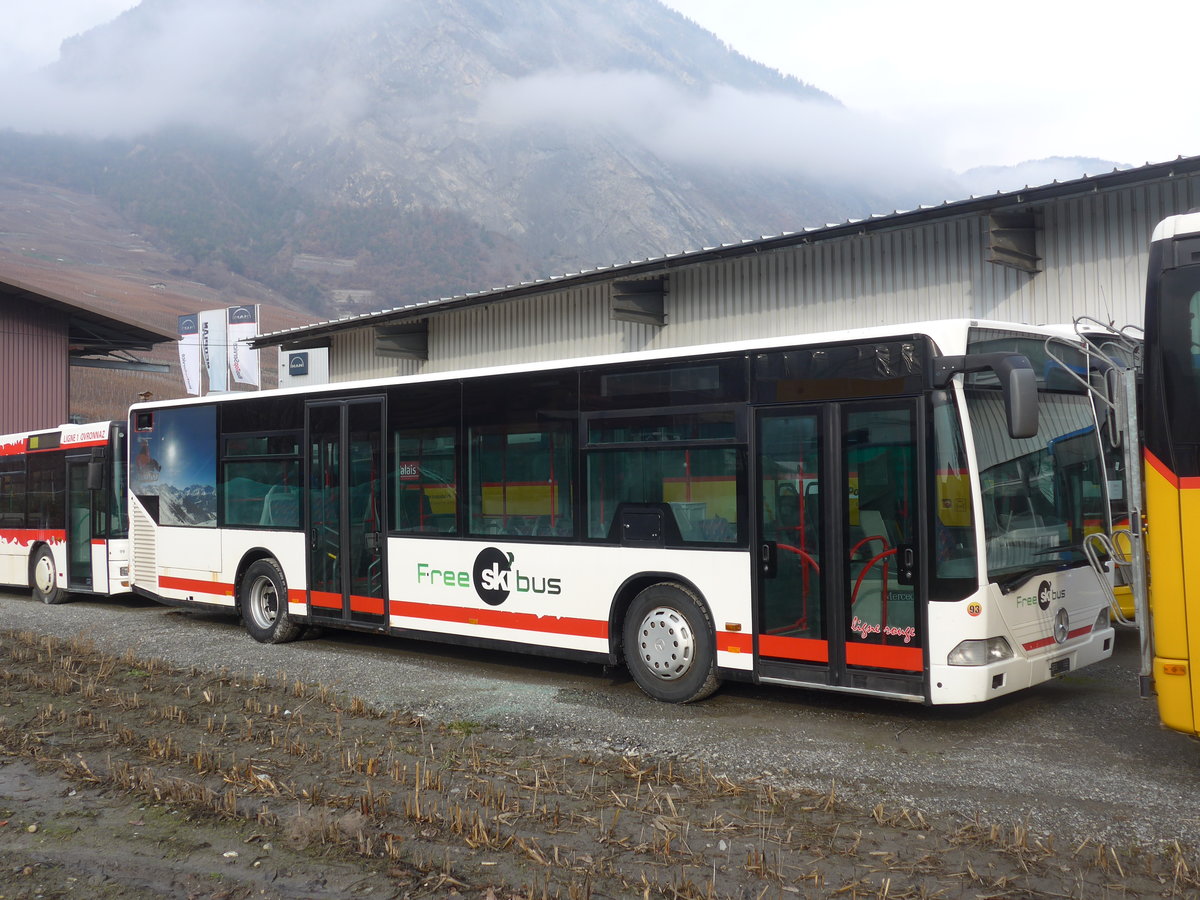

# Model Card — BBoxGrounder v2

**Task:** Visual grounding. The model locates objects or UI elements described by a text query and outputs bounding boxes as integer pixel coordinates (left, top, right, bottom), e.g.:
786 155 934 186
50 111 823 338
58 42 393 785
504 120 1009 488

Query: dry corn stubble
0 627 1195 899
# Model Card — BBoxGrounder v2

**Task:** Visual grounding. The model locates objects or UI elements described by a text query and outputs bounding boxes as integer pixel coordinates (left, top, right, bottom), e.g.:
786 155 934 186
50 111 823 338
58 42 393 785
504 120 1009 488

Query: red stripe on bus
158 575 234 598
0 442 25 457
389 598 608 640
1022 624 1094 652
0 529 67 546
1144 448 1200 489
758 634 830 663
288 589 306 604
90 539 106 546
309 590 343 610
308 593 384 614
844 642 923 672
350 594 385 615
717 631 752 654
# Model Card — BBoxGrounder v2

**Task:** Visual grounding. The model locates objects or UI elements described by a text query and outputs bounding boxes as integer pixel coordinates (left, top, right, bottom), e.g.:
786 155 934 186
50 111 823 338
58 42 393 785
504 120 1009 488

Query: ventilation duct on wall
611 277 667 326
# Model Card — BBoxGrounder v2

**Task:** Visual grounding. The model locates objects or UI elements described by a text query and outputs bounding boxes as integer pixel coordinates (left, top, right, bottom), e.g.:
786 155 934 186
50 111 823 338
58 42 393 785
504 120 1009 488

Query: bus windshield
966 388 1106 587
1152 265 1200 450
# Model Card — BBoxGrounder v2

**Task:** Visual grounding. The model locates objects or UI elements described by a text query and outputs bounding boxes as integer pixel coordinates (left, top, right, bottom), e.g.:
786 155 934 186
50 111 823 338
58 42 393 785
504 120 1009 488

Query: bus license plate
1049 658 1070 676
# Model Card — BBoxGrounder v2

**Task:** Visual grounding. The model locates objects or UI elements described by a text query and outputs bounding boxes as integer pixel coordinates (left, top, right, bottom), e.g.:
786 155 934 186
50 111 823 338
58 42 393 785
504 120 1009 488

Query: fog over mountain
0 0 1095 315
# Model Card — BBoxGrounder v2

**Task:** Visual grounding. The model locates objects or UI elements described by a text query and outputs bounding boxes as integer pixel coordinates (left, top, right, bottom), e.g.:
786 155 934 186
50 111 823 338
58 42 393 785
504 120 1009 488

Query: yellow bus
1142 211 1200 735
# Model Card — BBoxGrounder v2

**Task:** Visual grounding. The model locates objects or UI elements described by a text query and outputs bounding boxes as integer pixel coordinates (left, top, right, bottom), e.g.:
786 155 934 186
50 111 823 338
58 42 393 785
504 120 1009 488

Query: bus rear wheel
623 582 719 703
31 546 67 605
240 559 304 644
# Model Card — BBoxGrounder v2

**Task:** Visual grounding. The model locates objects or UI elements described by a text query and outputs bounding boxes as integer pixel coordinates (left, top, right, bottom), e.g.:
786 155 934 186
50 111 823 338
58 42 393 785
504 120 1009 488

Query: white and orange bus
0 420 130 603
126 319 1114 704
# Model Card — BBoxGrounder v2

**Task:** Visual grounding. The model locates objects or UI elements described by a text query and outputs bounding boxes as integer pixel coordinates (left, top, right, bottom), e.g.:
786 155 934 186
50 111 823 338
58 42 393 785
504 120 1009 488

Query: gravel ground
2 587 1197 852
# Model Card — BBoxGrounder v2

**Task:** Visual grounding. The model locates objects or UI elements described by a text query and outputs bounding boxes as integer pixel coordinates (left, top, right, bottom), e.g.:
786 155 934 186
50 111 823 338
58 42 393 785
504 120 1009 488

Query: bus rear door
306 398 387 628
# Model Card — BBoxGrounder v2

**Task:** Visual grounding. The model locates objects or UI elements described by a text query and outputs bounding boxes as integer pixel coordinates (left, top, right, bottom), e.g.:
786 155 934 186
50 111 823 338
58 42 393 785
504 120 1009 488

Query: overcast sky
5 0 1198 174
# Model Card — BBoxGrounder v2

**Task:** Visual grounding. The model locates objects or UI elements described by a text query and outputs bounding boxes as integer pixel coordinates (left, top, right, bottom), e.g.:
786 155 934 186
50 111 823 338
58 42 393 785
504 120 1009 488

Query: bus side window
391 427 458 535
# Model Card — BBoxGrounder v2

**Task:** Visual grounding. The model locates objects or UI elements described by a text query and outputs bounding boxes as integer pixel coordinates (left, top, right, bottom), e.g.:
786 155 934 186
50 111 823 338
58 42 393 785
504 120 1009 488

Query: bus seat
259 484 299 527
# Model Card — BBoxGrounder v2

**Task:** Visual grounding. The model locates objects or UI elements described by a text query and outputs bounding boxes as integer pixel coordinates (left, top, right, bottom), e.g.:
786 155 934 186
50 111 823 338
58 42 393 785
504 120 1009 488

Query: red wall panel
0 302 69 433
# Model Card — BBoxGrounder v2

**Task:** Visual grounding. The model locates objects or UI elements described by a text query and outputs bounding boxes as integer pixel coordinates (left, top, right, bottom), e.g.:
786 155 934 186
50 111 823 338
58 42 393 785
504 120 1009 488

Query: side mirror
87 460 105 492
932 352 1039 439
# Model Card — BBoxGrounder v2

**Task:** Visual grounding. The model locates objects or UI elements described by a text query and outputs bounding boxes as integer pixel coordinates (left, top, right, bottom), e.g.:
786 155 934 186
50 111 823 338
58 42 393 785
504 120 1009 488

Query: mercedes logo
1053 608 1070 644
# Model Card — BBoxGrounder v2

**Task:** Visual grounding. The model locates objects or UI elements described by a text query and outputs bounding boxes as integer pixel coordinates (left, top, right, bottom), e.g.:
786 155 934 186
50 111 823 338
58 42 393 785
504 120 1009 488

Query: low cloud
478 69 949 193
0 0 394 141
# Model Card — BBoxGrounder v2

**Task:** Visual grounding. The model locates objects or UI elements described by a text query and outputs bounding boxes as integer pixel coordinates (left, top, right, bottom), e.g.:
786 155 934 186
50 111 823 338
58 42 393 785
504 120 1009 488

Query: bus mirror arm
932 352 1039 439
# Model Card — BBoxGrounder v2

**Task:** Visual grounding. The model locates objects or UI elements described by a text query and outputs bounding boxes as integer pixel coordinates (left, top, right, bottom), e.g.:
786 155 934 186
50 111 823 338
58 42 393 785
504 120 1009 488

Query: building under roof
252 154 1200 385
0 277 176 432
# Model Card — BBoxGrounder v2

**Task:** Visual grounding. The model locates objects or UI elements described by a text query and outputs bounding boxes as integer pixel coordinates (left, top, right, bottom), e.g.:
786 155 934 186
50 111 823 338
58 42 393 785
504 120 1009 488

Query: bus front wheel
240 559 304 644
623 583 719 703
31 547 66 605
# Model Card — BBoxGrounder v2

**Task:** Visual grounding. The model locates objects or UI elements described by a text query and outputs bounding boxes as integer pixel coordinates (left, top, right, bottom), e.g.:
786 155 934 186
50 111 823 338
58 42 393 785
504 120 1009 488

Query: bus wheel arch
29 543 67 605
615 576 720 703
236 552 305 644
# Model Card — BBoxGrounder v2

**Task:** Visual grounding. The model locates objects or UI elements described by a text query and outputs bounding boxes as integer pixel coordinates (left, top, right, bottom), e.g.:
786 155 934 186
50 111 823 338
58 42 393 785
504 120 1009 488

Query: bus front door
66 459 95 591
306 398 387 628
756 400 925 698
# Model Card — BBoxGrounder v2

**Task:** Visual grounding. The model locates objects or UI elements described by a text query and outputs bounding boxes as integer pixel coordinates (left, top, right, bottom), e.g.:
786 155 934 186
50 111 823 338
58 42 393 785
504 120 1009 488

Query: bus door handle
897 543 915 585
760 541 778 578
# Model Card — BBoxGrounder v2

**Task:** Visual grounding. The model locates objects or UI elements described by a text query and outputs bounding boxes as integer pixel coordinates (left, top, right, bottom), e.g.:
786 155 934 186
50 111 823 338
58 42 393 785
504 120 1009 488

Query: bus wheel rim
34 554 54 594
635 606 694 681
249 575 278 626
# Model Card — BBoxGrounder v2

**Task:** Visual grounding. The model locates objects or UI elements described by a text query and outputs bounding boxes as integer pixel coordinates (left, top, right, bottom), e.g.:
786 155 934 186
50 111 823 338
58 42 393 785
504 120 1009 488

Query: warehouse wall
325 169 1200 382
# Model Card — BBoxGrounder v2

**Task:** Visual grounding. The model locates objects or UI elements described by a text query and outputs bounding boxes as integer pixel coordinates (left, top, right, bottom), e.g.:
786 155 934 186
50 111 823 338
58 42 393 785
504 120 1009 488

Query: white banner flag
227 304 261 387
199 308 228 393
177 314 201 396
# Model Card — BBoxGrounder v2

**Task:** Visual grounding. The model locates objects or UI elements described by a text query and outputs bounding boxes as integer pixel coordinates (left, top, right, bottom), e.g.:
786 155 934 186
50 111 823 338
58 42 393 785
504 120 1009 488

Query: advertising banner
177 313 201 396
227 304 261 387
198 308 228 393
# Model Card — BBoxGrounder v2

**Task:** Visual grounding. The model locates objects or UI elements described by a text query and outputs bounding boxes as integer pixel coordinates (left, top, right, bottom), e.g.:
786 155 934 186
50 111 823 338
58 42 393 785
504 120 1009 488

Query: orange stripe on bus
758 634 830 663
158 575 234 597
389 598 608 640
717 632 752 654
844 642 923 672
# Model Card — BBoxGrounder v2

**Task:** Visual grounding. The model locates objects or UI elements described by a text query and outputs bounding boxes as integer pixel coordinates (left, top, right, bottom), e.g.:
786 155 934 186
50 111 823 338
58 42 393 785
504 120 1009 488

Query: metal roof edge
253 154 1200 348
0 274 178 344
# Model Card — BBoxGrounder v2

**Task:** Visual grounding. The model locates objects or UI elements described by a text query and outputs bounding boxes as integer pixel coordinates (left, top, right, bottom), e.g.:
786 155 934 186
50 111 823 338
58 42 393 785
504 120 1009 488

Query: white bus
0 420 130 603
126 320 1114 704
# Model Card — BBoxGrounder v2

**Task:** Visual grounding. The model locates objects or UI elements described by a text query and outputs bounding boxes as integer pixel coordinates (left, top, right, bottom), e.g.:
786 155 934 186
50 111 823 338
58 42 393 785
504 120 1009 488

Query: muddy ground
0 628 1197 899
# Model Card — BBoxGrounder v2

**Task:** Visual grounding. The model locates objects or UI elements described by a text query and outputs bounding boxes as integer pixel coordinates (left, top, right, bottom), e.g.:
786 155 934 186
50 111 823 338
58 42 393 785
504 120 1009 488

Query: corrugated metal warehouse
255 156 1200 381
0 279 175 433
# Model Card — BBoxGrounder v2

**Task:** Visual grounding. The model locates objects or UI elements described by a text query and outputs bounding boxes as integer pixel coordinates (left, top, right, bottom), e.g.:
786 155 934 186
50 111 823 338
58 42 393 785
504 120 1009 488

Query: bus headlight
947 637 1013 666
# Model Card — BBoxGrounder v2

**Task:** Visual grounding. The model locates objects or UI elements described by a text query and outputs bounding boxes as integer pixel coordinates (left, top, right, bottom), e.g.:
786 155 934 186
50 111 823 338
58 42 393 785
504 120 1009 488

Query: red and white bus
0 421 130 603
126 319 1115 704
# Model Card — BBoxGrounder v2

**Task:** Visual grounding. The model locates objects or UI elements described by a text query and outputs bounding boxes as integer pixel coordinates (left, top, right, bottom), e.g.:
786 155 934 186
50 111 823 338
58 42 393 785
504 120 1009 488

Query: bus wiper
1030 544 1086 559
997 560 1078 594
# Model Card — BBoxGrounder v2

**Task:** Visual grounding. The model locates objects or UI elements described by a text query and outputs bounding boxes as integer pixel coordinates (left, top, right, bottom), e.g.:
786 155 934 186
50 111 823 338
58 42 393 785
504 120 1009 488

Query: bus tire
31 546 67 605
240 558 304 644
623 582 720 703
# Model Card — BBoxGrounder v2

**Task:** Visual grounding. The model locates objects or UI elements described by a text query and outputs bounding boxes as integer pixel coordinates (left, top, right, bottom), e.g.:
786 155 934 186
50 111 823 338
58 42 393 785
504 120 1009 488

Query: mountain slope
3 0 958 314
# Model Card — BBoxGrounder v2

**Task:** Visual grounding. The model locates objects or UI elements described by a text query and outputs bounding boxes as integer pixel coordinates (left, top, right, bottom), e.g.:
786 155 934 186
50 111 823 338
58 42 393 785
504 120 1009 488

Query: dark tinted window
464 371 577 538
0 456 26 528
754 340 926 403
583 355 746 410
26 451 64 530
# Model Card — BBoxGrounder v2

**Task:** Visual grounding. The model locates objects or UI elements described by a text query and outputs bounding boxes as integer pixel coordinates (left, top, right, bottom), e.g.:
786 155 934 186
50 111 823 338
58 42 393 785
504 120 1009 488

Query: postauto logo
416 547 562 606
